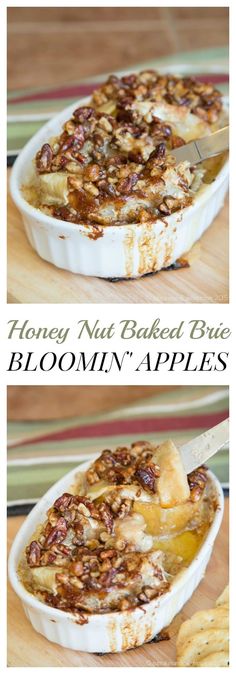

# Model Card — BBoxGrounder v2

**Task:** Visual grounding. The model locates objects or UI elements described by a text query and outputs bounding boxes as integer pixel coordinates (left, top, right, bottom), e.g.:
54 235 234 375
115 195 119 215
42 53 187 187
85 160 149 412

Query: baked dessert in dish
9 447 223 652
19 440 215 617
26 71 224 228
12 68 228 279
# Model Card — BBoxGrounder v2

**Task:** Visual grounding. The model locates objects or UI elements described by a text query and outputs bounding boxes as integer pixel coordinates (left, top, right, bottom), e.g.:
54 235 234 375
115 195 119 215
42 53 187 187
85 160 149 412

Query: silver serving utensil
179 418 229 475
171 126 229 166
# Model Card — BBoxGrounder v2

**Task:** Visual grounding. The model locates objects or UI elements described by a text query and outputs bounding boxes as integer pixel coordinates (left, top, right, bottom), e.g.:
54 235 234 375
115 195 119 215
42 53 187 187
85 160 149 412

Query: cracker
177 606 229 650
197 651 229 667
216 585 229 607
176 584 229 666
177 628 229 666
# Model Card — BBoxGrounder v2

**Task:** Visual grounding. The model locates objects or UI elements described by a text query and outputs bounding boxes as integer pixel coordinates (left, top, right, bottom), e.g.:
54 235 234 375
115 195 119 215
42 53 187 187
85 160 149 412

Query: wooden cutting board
8 179 228 304
7 498 228 667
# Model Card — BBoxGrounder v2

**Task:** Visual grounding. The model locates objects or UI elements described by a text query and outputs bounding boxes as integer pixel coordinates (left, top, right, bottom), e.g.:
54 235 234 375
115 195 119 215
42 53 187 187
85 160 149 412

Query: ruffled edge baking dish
10 90 229 279
8 461 224 653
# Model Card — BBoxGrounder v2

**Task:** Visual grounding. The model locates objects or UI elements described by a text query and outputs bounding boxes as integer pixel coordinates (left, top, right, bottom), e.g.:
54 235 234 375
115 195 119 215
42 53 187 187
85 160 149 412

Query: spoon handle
179 418 229 475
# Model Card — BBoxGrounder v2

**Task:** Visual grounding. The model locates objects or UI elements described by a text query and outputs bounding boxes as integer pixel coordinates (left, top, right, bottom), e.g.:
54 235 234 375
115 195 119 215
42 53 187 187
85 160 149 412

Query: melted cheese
133 100 210 142
114 513 153 552
152 529 206 564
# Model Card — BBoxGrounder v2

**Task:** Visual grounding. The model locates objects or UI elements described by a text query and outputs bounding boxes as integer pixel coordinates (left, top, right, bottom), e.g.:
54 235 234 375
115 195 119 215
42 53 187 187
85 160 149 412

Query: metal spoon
179 418 229 475
171 126 229 166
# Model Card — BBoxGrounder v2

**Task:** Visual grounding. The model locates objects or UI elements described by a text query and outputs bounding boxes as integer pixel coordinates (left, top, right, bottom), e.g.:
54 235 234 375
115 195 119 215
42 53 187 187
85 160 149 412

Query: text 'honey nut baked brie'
26 70 224 227
19 440 215 618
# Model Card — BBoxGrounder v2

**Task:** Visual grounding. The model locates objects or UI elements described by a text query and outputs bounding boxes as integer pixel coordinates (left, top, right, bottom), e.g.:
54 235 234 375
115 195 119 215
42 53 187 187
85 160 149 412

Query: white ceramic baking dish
8 462 224 653
10 93 229 279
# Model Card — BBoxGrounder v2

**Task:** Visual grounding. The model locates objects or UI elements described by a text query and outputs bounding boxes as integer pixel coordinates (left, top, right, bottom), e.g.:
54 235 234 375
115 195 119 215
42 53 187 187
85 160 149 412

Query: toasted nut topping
31 70 222 227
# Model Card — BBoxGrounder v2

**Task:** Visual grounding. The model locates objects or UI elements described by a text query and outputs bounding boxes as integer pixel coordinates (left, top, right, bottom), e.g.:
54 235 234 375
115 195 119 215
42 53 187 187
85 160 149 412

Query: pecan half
118 173 139 194
54 493 73 511
135 464 160 493
122 74 137 87
73 106 94 123
44 517 67 548
188 466 208 501
147 143 166 165
26 541 41 567
36 143 53 173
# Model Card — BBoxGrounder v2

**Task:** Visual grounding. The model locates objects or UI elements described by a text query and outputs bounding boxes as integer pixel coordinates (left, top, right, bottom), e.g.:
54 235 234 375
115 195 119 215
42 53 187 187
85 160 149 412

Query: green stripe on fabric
7 462 80 500
7 98 82 116
207 451 229 483
8 462 79 486
8 101 74 115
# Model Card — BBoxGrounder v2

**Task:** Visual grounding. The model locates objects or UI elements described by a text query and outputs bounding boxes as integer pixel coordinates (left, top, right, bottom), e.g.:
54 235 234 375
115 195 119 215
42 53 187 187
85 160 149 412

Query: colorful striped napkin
7 46 229 162
7 386 229 514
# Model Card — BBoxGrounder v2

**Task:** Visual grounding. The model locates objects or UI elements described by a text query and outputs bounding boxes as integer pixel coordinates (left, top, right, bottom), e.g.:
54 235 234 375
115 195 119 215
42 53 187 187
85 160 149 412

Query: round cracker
197 650 229 667
177 627 229 666
177 606 229 650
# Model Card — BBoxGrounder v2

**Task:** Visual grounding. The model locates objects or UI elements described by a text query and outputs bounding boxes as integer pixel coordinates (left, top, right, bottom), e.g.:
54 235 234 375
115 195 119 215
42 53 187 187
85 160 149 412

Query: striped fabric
7 46 229 158
7 386 229 512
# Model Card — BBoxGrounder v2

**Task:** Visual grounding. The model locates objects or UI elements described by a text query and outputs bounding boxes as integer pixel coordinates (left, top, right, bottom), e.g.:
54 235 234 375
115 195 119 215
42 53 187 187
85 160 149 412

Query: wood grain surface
7 385 176 421
7 7 228 91
7 498 228 667
7 188 229 304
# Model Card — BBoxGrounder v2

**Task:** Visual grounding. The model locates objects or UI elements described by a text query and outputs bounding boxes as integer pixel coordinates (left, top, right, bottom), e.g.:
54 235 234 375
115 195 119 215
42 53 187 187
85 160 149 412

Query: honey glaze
152 527 208 565
133 499 211 565
202 151 228 184
133 498 207 536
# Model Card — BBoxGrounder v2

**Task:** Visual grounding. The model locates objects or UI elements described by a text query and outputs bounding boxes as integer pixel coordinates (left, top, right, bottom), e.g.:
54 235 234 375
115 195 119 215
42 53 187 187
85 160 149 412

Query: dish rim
8 460 224 625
